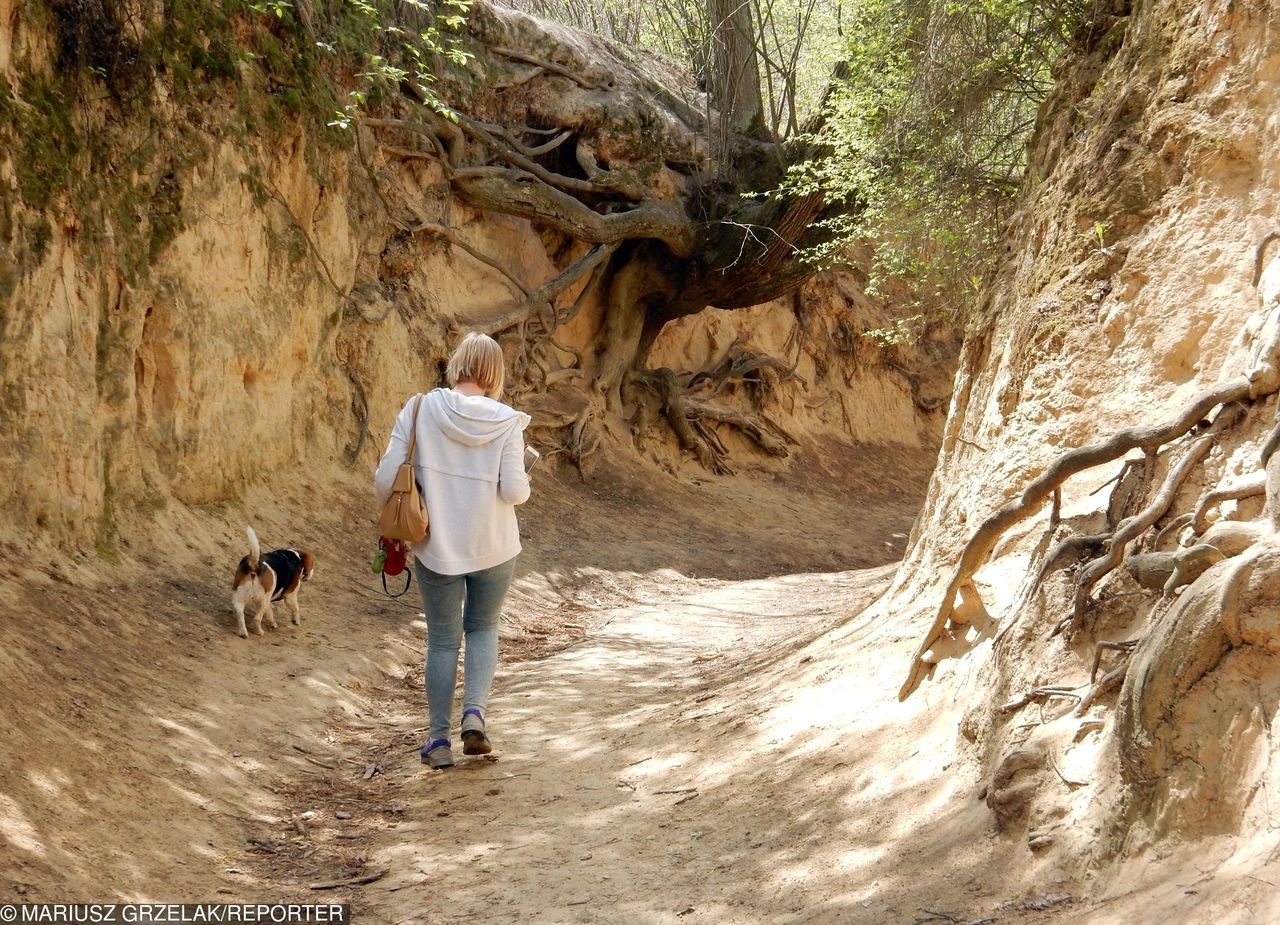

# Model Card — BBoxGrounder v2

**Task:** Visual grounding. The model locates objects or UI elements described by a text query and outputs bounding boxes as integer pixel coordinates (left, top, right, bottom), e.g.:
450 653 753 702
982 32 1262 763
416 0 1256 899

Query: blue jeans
416 558 517 742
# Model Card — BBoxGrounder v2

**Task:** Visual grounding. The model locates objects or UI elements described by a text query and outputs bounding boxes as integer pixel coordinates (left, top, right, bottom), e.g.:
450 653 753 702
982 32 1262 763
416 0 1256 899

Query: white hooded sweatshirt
374 389 531 575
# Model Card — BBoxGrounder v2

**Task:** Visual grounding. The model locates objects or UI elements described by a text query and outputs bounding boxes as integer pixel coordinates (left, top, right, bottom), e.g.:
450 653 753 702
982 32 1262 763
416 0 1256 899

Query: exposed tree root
688 400 795 457
1152 512 1193 549
1216 541 1266 647
1125 544 1224 594
1252 229 1280 288
1067 402 1245 632
1075 662 1128 716
473 242 618 336
560 403 603 477
490 46 610 90
357 113 617 426
1162 544 1226 594
542 368 584 387
1190 470 1267 533
1198 518 1269 557
920 581 995 666
1104 455 1149 528
261 182 360 309
633 368 796 475
596 257 673 413
449 109 640 198
636 369 731 474
995 456 1151 646
453 167 697 256
1121 550 1172 593
993 532 1108 645
999 685 1082 715
488 63 547 92
901 366 1279 700
1074 718 1106 740
1000 639 1138 720
353 3 850 477
687 338 802 406
1261 414 1280 467
410 221 530 298
1089 638 1139 683
379 144 438 161
524 409 580 430
342 366 370 467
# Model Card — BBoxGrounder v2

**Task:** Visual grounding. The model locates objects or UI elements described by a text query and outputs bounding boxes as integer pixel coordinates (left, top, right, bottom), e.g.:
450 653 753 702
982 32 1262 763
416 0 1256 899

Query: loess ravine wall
0 2 953 553
878 0 1280 910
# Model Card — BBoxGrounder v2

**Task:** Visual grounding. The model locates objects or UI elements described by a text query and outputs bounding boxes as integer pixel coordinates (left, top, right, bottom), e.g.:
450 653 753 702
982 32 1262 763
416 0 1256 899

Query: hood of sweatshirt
425 388 531 447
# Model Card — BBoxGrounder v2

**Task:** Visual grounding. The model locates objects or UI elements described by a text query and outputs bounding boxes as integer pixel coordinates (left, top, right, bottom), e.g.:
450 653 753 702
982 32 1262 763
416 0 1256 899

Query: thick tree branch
676 190 828 313
453 167 697 256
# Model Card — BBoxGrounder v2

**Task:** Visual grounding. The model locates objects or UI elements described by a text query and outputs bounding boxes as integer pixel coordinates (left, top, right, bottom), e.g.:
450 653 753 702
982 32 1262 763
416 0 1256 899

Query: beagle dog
231 526 315 638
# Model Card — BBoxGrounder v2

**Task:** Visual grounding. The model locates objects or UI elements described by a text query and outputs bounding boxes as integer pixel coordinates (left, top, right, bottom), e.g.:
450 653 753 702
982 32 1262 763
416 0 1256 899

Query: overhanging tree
350 0 837 472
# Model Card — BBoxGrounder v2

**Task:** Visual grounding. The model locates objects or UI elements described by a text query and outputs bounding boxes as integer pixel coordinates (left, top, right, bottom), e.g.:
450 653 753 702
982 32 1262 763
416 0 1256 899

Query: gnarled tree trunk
365 1 841 471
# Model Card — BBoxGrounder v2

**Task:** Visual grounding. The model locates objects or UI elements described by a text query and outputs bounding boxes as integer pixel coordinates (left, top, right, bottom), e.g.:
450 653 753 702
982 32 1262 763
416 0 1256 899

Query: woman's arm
497 427 532 505
373 397 415 506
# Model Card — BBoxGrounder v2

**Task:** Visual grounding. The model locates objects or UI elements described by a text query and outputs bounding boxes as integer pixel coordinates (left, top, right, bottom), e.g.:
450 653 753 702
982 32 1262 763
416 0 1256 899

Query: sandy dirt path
1 452 1087 922
350 570 894 925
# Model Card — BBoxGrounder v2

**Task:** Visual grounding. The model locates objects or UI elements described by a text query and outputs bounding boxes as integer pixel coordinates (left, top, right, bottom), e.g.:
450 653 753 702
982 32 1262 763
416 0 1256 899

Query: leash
382 569 412 598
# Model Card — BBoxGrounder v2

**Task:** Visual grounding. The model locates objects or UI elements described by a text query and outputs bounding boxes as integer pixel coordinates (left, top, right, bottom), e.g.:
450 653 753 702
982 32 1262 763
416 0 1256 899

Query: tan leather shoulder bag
379 394 429 543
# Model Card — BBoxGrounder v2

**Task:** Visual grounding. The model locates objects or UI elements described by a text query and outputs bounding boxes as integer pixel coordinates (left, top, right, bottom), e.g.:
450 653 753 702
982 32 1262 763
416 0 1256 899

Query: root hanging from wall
902 244 1280 700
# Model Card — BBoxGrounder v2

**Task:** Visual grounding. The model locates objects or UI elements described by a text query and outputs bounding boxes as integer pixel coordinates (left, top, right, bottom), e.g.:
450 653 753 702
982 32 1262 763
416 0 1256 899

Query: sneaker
460 708 492 755
420 738 454 769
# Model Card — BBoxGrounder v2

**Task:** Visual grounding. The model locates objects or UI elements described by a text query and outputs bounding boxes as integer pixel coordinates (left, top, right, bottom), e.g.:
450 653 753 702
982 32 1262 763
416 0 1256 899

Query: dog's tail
246 526 261 573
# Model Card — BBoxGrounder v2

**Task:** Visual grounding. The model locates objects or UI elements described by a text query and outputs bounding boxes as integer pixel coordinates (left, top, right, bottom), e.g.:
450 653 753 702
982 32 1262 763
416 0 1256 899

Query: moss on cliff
0 0 356 283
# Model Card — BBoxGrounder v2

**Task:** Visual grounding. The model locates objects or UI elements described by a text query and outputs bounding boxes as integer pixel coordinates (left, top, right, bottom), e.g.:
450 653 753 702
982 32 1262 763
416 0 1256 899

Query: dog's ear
301 551 316 580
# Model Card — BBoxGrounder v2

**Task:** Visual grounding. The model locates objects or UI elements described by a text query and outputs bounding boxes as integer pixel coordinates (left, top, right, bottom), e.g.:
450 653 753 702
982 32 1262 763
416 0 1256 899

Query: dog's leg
251 594 267 635
231 582 252 638
286 591 301 625
256 566 276 632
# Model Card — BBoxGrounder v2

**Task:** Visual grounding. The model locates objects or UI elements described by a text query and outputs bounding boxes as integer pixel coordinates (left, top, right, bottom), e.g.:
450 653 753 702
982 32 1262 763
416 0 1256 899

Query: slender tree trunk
708 0 764 161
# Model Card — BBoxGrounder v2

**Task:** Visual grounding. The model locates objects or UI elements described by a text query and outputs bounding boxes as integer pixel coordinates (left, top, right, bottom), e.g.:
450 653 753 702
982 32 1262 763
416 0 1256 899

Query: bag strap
404 393 424 465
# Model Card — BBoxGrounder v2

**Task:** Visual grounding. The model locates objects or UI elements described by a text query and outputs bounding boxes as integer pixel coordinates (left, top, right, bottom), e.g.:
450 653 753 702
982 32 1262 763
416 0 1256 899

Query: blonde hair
446 331 506 399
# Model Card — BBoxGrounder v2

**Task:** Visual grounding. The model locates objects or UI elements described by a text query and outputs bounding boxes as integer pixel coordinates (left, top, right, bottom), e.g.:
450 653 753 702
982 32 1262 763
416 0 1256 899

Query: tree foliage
504 0 845 144
504 0 1104 327
788 0 1102 320
318 0 476 129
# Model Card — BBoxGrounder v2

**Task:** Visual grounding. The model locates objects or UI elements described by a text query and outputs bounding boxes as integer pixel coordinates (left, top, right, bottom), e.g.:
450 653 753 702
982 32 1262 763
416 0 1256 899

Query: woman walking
374 332 531 769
